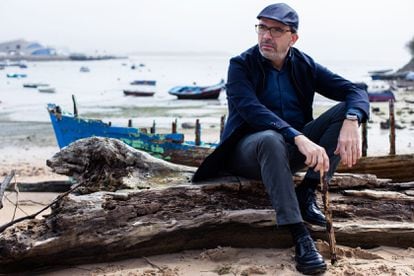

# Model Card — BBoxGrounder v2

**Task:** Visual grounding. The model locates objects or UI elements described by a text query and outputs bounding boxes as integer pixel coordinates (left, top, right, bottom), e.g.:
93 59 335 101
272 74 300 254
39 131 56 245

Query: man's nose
262 29 273 39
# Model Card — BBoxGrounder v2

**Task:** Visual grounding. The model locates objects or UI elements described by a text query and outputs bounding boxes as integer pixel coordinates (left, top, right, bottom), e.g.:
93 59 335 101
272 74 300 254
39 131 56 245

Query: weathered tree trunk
0 137 413 273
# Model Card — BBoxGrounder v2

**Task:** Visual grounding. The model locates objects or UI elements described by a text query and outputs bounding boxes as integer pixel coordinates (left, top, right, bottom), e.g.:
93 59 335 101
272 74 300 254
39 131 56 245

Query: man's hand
334 119 361 167
294 135 329 173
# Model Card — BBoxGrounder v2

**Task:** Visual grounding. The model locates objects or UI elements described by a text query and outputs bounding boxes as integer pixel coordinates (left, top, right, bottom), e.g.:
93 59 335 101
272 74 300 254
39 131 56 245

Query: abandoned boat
47 103 216 166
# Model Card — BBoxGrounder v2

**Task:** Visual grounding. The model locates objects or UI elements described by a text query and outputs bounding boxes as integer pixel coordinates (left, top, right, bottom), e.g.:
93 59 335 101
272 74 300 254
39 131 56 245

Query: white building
0 39 56 57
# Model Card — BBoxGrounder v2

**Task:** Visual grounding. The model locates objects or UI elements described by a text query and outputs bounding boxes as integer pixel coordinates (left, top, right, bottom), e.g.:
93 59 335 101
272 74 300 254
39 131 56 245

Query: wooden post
389 99 396 155
195 119 201 146
361 122 368 157
72 94 78 117
320 171 337 265
220 115 226 141
128 119 132 128
172 119 177 134
150 120 156 134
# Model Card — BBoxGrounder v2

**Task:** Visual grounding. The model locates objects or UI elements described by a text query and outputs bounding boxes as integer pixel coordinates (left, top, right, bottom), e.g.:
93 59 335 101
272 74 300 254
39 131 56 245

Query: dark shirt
262 60 304 142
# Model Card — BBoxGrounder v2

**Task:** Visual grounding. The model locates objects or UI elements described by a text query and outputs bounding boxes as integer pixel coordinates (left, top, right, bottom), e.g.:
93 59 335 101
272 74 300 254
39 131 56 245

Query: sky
1 0 413 64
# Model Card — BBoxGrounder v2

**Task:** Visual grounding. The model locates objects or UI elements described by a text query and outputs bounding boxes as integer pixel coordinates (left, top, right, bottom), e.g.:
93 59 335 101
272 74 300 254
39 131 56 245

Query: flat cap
257 3 299 30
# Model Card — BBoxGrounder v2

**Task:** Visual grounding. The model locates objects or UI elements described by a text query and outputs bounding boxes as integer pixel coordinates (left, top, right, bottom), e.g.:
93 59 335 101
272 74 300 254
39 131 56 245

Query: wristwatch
345 113 359 122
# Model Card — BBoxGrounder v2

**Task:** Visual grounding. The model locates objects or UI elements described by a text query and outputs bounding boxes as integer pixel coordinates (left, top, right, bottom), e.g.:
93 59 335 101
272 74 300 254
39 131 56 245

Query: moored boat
123 90 155 97
6 73 27 78
39 87 56 93
23 82 49 88
80 66 90 72
168 79 225 100
130 80 156 86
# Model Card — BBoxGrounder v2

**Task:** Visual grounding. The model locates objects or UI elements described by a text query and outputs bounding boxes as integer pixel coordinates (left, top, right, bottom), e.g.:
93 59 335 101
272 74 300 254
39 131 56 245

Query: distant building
0 39 57 57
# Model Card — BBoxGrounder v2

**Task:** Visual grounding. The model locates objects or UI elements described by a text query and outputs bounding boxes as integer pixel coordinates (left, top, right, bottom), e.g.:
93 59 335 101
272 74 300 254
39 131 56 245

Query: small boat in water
23 82 49 88
47 102 217 166
123 90 155 97
130 80 156 86
168 79 226 100
80 66 90 72
7 73 27 78
38 87 56 93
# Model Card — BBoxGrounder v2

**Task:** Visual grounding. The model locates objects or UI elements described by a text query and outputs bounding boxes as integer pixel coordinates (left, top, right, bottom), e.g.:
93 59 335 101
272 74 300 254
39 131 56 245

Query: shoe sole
296 263 327 275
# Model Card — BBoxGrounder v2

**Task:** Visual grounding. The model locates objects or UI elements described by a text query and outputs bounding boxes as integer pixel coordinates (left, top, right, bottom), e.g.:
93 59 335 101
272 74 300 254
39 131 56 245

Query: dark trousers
227 103 347 225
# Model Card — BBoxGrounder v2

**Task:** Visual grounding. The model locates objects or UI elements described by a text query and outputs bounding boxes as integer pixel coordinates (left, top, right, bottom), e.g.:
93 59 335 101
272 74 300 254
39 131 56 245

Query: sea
0 53 412 155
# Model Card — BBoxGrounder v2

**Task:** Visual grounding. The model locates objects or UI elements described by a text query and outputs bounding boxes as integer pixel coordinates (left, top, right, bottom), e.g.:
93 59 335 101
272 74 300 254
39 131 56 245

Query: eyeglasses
255 24 292 38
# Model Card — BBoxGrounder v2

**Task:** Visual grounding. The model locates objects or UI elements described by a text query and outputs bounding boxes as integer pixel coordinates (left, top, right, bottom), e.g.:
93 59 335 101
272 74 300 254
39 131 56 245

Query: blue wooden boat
47 103 216 166
168 79 225 100
7 73 27 78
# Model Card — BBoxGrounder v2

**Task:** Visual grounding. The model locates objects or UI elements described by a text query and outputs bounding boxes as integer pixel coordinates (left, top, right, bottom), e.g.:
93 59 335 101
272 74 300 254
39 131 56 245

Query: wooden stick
320 171 337 265
361 122 368 157
0 181 84 234
195 119 201 146
0 170 15 209
389 99 396 155
220 115 226 141
172 118 177 134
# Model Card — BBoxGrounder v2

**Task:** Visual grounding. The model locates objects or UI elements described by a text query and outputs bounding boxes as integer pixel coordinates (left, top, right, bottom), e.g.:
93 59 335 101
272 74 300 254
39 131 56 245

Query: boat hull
168 80 225 100
130 80 156 85
175 88 222 99
368 90 395 102
47 104 215 166
123 90 155 97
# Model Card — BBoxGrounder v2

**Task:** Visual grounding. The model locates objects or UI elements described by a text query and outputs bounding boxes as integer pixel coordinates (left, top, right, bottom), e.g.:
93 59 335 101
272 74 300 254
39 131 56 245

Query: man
193 3 369 275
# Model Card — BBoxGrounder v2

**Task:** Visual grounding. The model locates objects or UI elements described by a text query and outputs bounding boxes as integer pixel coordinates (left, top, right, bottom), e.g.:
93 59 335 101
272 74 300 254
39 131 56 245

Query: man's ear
290 33 299 46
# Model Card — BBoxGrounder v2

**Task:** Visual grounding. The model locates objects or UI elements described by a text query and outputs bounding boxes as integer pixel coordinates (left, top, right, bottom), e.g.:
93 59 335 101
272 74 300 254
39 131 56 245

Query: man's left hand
334 119 361 167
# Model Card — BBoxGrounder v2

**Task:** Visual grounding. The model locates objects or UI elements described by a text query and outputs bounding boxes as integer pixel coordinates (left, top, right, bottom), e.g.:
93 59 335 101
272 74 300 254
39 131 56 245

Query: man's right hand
294 135 329 173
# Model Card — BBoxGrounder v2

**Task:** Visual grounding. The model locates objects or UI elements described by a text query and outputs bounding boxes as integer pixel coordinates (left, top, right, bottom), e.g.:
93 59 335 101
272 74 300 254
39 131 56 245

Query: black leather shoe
296 186 327 226
295 235 327 275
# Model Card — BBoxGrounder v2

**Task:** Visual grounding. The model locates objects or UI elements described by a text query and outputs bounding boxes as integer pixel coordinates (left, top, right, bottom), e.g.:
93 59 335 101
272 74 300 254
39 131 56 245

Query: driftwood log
1 137 414 273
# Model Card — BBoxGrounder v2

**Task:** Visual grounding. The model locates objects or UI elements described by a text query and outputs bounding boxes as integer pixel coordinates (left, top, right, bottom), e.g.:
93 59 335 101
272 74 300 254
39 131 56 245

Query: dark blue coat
192 45 369 181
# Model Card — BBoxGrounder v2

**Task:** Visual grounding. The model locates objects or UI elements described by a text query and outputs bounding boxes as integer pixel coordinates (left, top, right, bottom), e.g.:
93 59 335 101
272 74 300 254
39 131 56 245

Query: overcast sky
1 0 413 64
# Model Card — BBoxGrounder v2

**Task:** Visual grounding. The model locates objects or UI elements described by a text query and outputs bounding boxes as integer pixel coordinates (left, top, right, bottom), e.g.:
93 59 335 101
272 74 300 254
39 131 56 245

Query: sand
1 99 414 275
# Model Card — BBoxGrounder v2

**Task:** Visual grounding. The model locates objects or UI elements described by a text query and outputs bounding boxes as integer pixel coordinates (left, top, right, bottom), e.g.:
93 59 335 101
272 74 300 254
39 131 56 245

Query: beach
1 101 414 275
1 57 414 275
